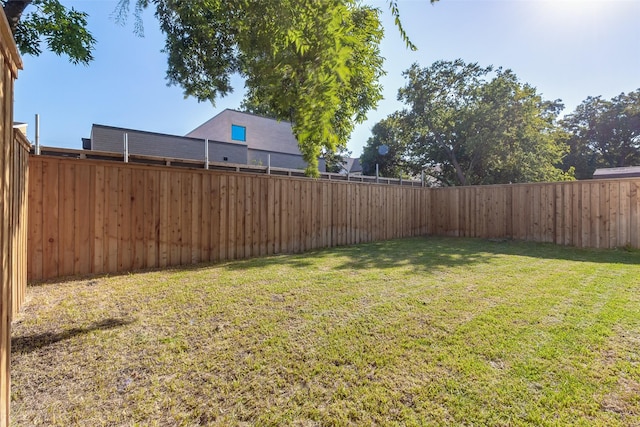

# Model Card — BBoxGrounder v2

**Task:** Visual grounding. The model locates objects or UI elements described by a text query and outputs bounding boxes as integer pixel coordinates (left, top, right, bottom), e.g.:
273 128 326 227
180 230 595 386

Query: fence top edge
29 147 425 188
0 11 23 74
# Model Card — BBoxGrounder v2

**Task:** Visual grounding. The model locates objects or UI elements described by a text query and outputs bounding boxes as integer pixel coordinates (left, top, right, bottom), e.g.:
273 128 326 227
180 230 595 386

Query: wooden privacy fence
1 12 26 427
429 180 640 248
27 155 640 282
8 132 28 316
27 156 429 281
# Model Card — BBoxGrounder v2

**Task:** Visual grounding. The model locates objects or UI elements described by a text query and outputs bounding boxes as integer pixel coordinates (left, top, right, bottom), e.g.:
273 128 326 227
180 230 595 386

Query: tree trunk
434 134 468 186
3 0 31 33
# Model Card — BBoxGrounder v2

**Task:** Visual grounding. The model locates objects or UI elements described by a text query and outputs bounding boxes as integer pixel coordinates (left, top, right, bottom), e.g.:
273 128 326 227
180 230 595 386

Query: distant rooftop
593 166 640 179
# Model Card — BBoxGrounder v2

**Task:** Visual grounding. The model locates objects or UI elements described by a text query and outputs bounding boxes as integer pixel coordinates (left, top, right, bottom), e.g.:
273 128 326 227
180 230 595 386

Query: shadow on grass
32 237 639 285
12 317 135 354
222 236 640 273
221 237 496 274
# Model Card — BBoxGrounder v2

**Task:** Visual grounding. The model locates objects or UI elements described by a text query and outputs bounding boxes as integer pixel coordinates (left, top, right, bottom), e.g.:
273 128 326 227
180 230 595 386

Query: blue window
231 124 246 142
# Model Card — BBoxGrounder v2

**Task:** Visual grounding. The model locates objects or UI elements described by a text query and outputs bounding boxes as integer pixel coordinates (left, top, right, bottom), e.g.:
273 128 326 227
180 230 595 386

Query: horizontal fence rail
27 155 640 282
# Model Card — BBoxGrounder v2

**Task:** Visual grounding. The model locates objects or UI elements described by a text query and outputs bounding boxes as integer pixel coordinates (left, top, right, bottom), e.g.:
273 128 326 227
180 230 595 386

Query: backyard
10 237 640 426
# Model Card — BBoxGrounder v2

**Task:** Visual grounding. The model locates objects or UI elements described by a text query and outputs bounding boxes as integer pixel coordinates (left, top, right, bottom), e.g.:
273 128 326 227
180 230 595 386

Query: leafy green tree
397 60 572 186
4 0 439 177
360 114 410 177
2 0 95 64
562 90 640 179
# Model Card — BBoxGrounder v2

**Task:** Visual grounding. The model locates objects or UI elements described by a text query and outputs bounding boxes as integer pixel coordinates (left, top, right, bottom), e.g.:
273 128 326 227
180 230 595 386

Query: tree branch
3 0 31 33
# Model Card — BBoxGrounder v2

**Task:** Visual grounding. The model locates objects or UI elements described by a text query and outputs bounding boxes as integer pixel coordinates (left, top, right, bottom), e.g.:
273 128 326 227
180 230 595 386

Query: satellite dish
378 144 389 155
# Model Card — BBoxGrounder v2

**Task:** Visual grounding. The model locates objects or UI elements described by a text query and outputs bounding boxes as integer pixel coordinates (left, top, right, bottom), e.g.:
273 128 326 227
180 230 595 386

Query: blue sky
13 0 640 157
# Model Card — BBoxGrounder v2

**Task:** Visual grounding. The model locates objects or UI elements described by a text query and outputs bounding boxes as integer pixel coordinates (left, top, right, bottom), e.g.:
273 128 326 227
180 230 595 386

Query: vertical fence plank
618 181 630 247
219 174 228 261
169 171 181 265
280 179 290 253
209 174 220 262
93 165 105 273
73 164 91 274
259 178 268 256
233 175 243 260
27 158 43 280
241 176 250 259
608 181 619 248
118 167 133 271
250 176 259 257
59 162 75 277
630 181 639 248
598 182 618 248
273 178 281 254
180 173 193 265
158 170 169 268
42 159 60 279
132 168 145 270
190 173 202 264
562 183 572 246
322 181 330 247
200 172 211 263
144 170 159 268
104 168 120 273
590 183 601 248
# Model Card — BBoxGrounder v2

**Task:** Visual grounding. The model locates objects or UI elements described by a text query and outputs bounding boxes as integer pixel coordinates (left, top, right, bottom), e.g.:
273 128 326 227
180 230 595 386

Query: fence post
267 154 271 175
123 133 129 163
34 114 40 155
204 138 209 170
376 164 379 183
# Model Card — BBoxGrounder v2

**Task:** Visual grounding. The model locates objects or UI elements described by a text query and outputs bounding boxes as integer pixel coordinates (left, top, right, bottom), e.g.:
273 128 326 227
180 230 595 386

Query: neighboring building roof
87 124 247 163
346 157 362 174
91 123 206 144
186 109 302 156
593 166 640 179
13 122 27 137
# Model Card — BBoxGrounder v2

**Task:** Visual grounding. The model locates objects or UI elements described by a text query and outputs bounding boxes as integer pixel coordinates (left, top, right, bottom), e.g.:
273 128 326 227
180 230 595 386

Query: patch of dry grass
10 237 640 426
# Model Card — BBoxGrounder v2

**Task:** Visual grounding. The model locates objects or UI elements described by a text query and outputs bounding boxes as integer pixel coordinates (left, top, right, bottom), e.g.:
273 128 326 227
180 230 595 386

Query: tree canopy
561 90 640 179
3 0 439 177
362 60 573 186
360 114 409 177
2 0 95 64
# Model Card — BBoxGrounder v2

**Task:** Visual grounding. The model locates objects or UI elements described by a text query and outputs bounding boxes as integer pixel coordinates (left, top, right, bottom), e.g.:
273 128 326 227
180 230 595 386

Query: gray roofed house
186 109 311 170
84 109 325 171
341 157 363 175
87 124 247 164
593 166 640 179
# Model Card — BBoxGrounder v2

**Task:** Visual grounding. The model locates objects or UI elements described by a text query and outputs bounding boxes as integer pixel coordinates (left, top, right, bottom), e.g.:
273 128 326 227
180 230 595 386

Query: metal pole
421 170 425 187
376 164 379 183
35 113 40 155
124 133 129 163
204 138 209 169
267 154 271 175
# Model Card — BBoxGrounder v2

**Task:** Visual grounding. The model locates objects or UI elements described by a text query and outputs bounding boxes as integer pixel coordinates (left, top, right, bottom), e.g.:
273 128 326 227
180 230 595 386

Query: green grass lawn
10 237 640 426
